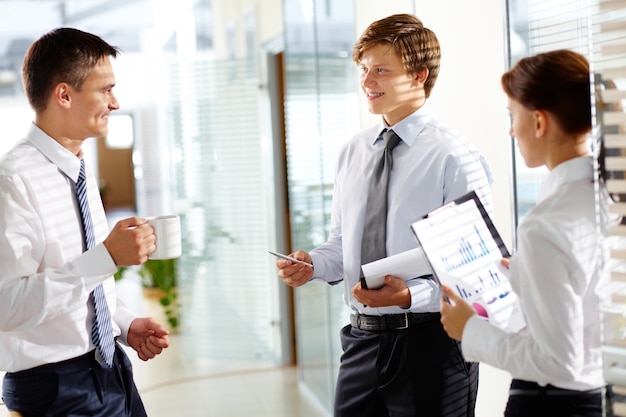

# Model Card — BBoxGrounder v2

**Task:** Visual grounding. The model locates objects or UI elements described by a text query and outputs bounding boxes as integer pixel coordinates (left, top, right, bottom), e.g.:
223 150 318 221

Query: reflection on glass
507 0 592 226
283 0 356 410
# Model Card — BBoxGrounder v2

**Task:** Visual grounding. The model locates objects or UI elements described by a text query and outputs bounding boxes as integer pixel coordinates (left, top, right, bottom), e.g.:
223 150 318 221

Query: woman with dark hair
440 49 613 417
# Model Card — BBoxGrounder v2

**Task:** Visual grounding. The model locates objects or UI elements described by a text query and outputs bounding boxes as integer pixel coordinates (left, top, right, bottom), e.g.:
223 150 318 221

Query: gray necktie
361 129 401 265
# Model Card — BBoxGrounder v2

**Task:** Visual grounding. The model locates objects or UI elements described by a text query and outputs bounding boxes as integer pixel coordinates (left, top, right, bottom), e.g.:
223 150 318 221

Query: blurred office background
0 0 624 416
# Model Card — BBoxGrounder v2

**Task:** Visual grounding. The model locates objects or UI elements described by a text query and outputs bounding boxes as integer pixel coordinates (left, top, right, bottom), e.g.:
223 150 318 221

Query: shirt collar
374 103 433 146
27 122 82 182
539 155 594 202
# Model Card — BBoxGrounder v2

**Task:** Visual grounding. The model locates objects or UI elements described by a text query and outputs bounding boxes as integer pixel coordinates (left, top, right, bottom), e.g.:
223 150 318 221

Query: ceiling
0 0 192 94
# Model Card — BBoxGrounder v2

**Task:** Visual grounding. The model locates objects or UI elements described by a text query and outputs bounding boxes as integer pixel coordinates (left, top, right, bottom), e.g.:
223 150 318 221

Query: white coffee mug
148 215 182 260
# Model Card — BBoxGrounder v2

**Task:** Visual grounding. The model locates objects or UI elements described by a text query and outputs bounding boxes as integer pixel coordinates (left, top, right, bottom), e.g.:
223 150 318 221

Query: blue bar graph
441 225 491 272
454 268 504 299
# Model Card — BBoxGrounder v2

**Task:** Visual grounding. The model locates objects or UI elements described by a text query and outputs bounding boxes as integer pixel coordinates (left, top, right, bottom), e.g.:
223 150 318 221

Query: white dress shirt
461 156 610 390
0 123 136 372
310 104 494 315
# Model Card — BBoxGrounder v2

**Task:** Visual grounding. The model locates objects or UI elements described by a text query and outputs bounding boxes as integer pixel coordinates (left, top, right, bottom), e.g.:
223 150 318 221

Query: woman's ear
534 110 548 138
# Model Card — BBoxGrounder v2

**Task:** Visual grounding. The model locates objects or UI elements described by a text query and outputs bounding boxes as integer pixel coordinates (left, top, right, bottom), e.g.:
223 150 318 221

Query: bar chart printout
441 225 491 272
411 192 526 333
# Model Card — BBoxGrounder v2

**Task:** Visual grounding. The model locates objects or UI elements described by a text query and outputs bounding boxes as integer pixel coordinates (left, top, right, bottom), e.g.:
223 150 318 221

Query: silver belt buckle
397 312 409 329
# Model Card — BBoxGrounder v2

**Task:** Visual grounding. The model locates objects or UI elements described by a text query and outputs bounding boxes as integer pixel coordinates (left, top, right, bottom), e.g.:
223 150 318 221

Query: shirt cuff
405 278 440 312
460 314 489 362
114 305 137 345
309 253 342 285
68 242 117 280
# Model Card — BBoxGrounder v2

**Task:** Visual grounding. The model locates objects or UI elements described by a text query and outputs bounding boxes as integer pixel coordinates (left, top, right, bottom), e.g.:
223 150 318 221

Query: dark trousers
504 379 603 417
334 316 478 417
2 345 146 417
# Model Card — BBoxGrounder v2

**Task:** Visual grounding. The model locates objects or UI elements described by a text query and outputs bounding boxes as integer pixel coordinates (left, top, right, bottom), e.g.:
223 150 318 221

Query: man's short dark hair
22 27 120 113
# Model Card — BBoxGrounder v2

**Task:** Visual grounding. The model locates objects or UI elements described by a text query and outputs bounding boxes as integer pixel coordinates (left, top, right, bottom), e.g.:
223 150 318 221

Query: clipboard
410 191 525 333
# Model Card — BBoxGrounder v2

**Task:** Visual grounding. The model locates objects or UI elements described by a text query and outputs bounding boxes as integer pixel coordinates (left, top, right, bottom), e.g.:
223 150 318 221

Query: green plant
113 259 180 331
139 258 180 331
113 265 129 281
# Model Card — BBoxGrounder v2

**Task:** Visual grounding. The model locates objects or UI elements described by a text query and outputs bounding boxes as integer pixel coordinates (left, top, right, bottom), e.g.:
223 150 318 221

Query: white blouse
462 156 611 390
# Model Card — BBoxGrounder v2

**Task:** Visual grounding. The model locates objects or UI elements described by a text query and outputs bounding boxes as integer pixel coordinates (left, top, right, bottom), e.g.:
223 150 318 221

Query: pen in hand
268 251 313 267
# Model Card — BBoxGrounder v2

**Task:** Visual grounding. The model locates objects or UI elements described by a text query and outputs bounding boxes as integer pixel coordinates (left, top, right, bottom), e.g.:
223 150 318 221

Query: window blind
167 57 283 362
511 0 593 223
594 1 626 413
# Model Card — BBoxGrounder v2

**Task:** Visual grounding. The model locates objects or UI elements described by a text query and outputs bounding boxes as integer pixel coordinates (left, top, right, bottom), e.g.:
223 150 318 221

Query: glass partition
506 0 593 226
282 0 356 409
168 56 286 362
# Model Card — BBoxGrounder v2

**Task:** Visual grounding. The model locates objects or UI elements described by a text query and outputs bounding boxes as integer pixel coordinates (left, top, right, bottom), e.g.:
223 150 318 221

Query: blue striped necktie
76 159 115 367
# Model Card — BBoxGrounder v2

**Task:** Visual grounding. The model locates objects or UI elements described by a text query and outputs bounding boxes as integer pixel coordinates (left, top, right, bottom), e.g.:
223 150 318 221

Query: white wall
416 1 513 246
412 3 513 416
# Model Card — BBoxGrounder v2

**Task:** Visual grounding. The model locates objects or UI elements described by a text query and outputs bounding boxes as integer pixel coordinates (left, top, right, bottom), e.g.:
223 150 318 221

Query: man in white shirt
0 28 169 416
275 14 493 417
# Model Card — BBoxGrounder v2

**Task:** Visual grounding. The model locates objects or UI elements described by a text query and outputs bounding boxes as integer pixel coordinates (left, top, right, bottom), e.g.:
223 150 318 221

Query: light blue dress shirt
310 104 494 315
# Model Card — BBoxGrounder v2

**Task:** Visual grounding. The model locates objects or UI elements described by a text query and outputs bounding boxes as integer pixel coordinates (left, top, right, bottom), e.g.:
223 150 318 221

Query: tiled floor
138 366 327 417
126 336 329 417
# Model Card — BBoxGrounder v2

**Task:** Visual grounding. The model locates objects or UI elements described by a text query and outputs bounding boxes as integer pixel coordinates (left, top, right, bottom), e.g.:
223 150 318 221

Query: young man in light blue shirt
276 14 493 417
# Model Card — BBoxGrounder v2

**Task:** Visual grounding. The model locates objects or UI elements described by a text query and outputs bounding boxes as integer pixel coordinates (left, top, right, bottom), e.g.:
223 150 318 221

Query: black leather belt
350 312 440 331
7 350 97 375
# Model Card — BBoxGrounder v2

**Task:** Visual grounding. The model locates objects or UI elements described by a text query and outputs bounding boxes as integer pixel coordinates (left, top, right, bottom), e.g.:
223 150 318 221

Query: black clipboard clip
359 268 369 290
